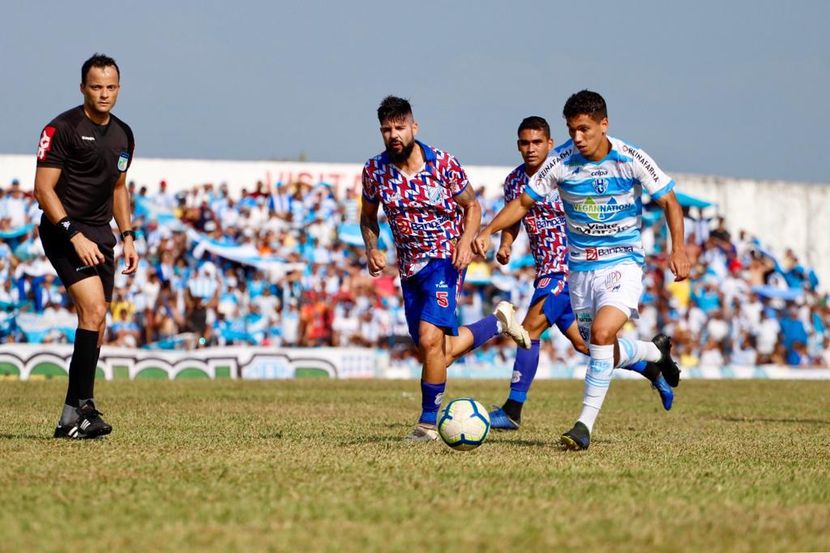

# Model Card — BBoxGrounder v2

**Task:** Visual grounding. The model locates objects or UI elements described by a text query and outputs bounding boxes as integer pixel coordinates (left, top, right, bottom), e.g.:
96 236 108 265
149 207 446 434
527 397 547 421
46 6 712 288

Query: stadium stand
0 177 827 369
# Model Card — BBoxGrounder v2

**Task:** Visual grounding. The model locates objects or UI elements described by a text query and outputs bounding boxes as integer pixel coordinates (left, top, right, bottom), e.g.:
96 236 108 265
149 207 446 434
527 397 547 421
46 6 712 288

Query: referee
34 53 138 439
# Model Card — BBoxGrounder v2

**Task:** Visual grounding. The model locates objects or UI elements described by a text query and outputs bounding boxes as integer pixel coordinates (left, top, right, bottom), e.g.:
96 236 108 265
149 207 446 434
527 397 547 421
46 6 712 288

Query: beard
386 139 416 164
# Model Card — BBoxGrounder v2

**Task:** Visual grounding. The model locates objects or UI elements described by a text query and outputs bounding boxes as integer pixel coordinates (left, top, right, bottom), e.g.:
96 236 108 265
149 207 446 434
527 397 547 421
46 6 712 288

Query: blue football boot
488 406 520 431
652 373 674 411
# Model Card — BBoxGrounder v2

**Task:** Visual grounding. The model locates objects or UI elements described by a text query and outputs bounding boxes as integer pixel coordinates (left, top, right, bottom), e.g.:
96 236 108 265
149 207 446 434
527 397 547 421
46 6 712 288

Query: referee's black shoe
647 334 681 388
54 400 112 439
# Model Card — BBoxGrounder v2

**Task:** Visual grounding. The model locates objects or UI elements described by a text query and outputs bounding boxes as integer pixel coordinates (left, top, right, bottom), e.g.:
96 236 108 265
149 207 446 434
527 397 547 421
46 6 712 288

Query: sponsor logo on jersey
436 280 448 289
580 221 623 236
621 144 660 183
117 151 130 172
410 220 442 232
81 136 95 141
525 214 565 233
37 127 56 161
586 246 635 261
572 197 633 222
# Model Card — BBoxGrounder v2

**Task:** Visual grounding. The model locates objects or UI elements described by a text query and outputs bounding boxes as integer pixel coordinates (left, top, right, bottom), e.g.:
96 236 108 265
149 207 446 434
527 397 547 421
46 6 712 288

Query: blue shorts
529 273 575 333
401 258 463 344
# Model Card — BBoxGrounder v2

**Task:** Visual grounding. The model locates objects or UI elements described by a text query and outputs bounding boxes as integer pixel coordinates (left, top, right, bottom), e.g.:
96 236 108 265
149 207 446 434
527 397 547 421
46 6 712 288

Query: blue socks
464 314 499 350
419 380 446 425
508 339 540 403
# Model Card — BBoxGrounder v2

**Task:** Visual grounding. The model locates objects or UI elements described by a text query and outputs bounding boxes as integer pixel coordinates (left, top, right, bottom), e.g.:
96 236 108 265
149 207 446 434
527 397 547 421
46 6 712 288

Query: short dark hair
377 96 412 123
563 90 607 122
81 53 120 85
518 116 550 138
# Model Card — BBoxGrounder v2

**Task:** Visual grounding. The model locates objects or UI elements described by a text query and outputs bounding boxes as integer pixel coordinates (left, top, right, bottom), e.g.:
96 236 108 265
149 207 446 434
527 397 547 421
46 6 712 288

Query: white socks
578 344 615 433
615 337 660 368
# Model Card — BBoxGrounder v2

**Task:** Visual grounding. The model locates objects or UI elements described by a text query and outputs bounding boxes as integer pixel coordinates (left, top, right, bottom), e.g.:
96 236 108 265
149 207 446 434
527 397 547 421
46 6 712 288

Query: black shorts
40 215 117 303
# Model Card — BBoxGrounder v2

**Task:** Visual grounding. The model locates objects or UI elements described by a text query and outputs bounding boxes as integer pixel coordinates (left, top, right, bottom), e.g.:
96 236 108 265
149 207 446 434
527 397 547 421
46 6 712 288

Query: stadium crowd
0 176 828 369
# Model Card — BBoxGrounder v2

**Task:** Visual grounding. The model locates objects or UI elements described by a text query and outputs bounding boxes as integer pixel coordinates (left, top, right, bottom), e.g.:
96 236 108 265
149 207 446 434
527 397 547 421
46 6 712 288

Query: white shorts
568 263 643 341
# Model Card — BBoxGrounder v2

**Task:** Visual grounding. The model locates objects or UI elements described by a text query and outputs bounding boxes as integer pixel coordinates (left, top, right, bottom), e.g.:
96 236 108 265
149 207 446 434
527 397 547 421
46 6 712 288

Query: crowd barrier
1 345 828 381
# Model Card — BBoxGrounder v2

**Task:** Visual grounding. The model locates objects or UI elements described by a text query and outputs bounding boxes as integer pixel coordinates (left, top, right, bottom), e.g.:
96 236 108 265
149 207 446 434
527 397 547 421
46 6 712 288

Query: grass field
1 379 828 552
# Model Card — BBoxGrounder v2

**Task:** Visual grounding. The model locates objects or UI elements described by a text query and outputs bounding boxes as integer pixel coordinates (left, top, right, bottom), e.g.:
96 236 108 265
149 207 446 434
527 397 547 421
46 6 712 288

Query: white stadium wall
2 153 828 289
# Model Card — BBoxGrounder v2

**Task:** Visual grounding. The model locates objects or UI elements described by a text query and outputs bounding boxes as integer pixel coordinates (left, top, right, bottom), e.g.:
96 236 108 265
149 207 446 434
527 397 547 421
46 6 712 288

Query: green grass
1 379 828 552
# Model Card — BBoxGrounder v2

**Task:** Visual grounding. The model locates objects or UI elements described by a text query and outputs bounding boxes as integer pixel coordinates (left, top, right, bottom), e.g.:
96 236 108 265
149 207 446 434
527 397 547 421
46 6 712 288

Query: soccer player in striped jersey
480 116 675 431
361 96 530 441
474 91 690 449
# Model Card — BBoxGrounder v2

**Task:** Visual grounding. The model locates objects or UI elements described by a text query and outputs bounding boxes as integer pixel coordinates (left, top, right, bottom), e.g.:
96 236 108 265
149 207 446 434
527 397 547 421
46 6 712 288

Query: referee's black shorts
39 215 117 303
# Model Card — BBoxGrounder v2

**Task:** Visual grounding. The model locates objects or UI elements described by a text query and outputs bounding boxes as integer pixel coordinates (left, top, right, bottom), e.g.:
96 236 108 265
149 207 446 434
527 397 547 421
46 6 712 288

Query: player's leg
561 321 673 411
415 320 449 437
489 275 566 429
489 297 548 429
441 260 528 367
562 264 671 449
560 304 628 450
57 277 112 439
401 261 453 441
443 302 528 367
559 268 616 450
40 219 112 439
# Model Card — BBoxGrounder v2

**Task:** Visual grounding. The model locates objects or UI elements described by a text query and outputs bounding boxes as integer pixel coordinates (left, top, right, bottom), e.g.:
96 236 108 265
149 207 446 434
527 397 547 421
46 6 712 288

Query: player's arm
113 172 139 275
472 192 535 258
452 185 481 270
496 221 521 265
34 166 105 268
631 145 690 281
359 195 386 277
654 191 690 281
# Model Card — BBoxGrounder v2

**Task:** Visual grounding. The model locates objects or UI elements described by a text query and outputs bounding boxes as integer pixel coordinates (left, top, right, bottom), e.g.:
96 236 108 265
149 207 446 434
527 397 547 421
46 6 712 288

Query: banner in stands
0 345 381 380
1 344 829 381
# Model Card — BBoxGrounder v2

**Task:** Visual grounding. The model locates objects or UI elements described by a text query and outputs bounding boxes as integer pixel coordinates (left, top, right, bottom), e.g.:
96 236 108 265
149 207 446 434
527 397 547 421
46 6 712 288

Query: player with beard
34 53 137 439
479 116 674 431
360 96 530 441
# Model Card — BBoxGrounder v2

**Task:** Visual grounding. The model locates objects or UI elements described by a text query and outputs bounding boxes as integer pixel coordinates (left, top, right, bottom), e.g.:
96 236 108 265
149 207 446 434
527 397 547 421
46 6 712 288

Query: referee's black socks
64 328 100 407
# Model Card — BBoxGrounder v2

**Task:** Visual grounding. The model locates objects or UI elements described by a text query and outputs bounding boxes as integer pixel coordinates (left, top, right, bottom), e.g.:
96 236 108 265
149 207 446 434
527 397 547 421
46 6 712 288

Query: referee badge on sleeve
117 151 130 172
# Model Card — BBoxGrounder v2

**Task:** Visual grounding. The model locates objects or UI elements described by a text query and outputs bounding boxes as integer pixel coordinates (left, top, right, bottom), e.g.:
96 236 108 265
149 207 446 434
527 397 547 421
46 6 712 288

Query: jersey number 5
436 291 449 308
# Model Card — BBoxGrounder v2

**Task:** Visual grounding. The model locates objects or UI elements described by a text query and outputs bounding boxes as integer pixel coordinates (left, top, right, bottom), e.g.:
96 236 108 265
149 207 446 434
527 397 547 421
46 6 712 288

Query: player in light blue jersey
478 116 675 431
474 91 690 449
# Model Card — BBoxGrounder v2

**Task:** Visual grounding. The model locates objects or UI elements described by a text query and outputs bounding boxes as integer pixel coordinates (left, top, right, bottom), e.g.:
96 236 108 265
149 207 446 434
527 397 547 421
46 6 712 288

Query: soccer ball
437 398 491 451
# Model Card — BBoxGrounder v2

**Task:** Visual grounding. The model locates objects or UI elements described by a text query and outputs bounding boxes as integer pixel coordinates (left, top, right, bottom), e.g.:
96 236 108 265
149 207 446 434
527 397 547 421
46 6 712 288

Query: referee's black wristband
57 217 80 239
121 229 136 241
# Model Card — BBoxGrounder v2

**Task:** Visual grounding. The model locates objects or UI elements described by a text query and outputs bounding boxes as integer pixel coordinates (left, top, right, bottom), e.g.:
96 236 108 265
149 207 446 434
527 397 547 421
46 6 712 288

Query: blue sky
2 0 828 182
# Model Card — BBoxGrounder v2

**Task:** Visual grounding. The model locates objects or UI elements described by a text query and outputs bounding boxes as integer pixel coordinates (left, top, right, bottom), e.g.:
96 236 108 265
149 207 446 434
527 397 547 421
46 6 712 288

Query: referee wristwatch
121 229 136 241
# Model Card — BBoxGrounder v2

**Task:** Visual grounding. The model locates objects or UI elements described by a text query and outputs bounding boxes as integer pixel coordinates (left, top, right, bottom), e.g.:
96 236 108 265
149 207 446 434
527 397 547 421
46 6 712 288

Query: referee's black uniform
36 105 134 301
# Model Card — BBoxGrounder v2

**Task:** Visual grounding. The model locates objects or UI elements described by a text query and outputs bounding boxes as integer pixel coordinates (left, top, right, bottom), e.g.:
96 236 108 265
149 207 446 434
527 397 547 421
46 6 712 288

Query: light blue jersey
526 137 674 272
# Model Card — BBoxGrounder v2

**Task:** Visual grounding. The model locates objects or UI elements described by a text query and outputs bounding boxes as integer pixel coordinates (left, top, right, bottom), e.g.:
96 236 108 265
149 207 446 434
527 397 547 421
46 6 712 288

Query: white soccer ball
437 397 491 451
